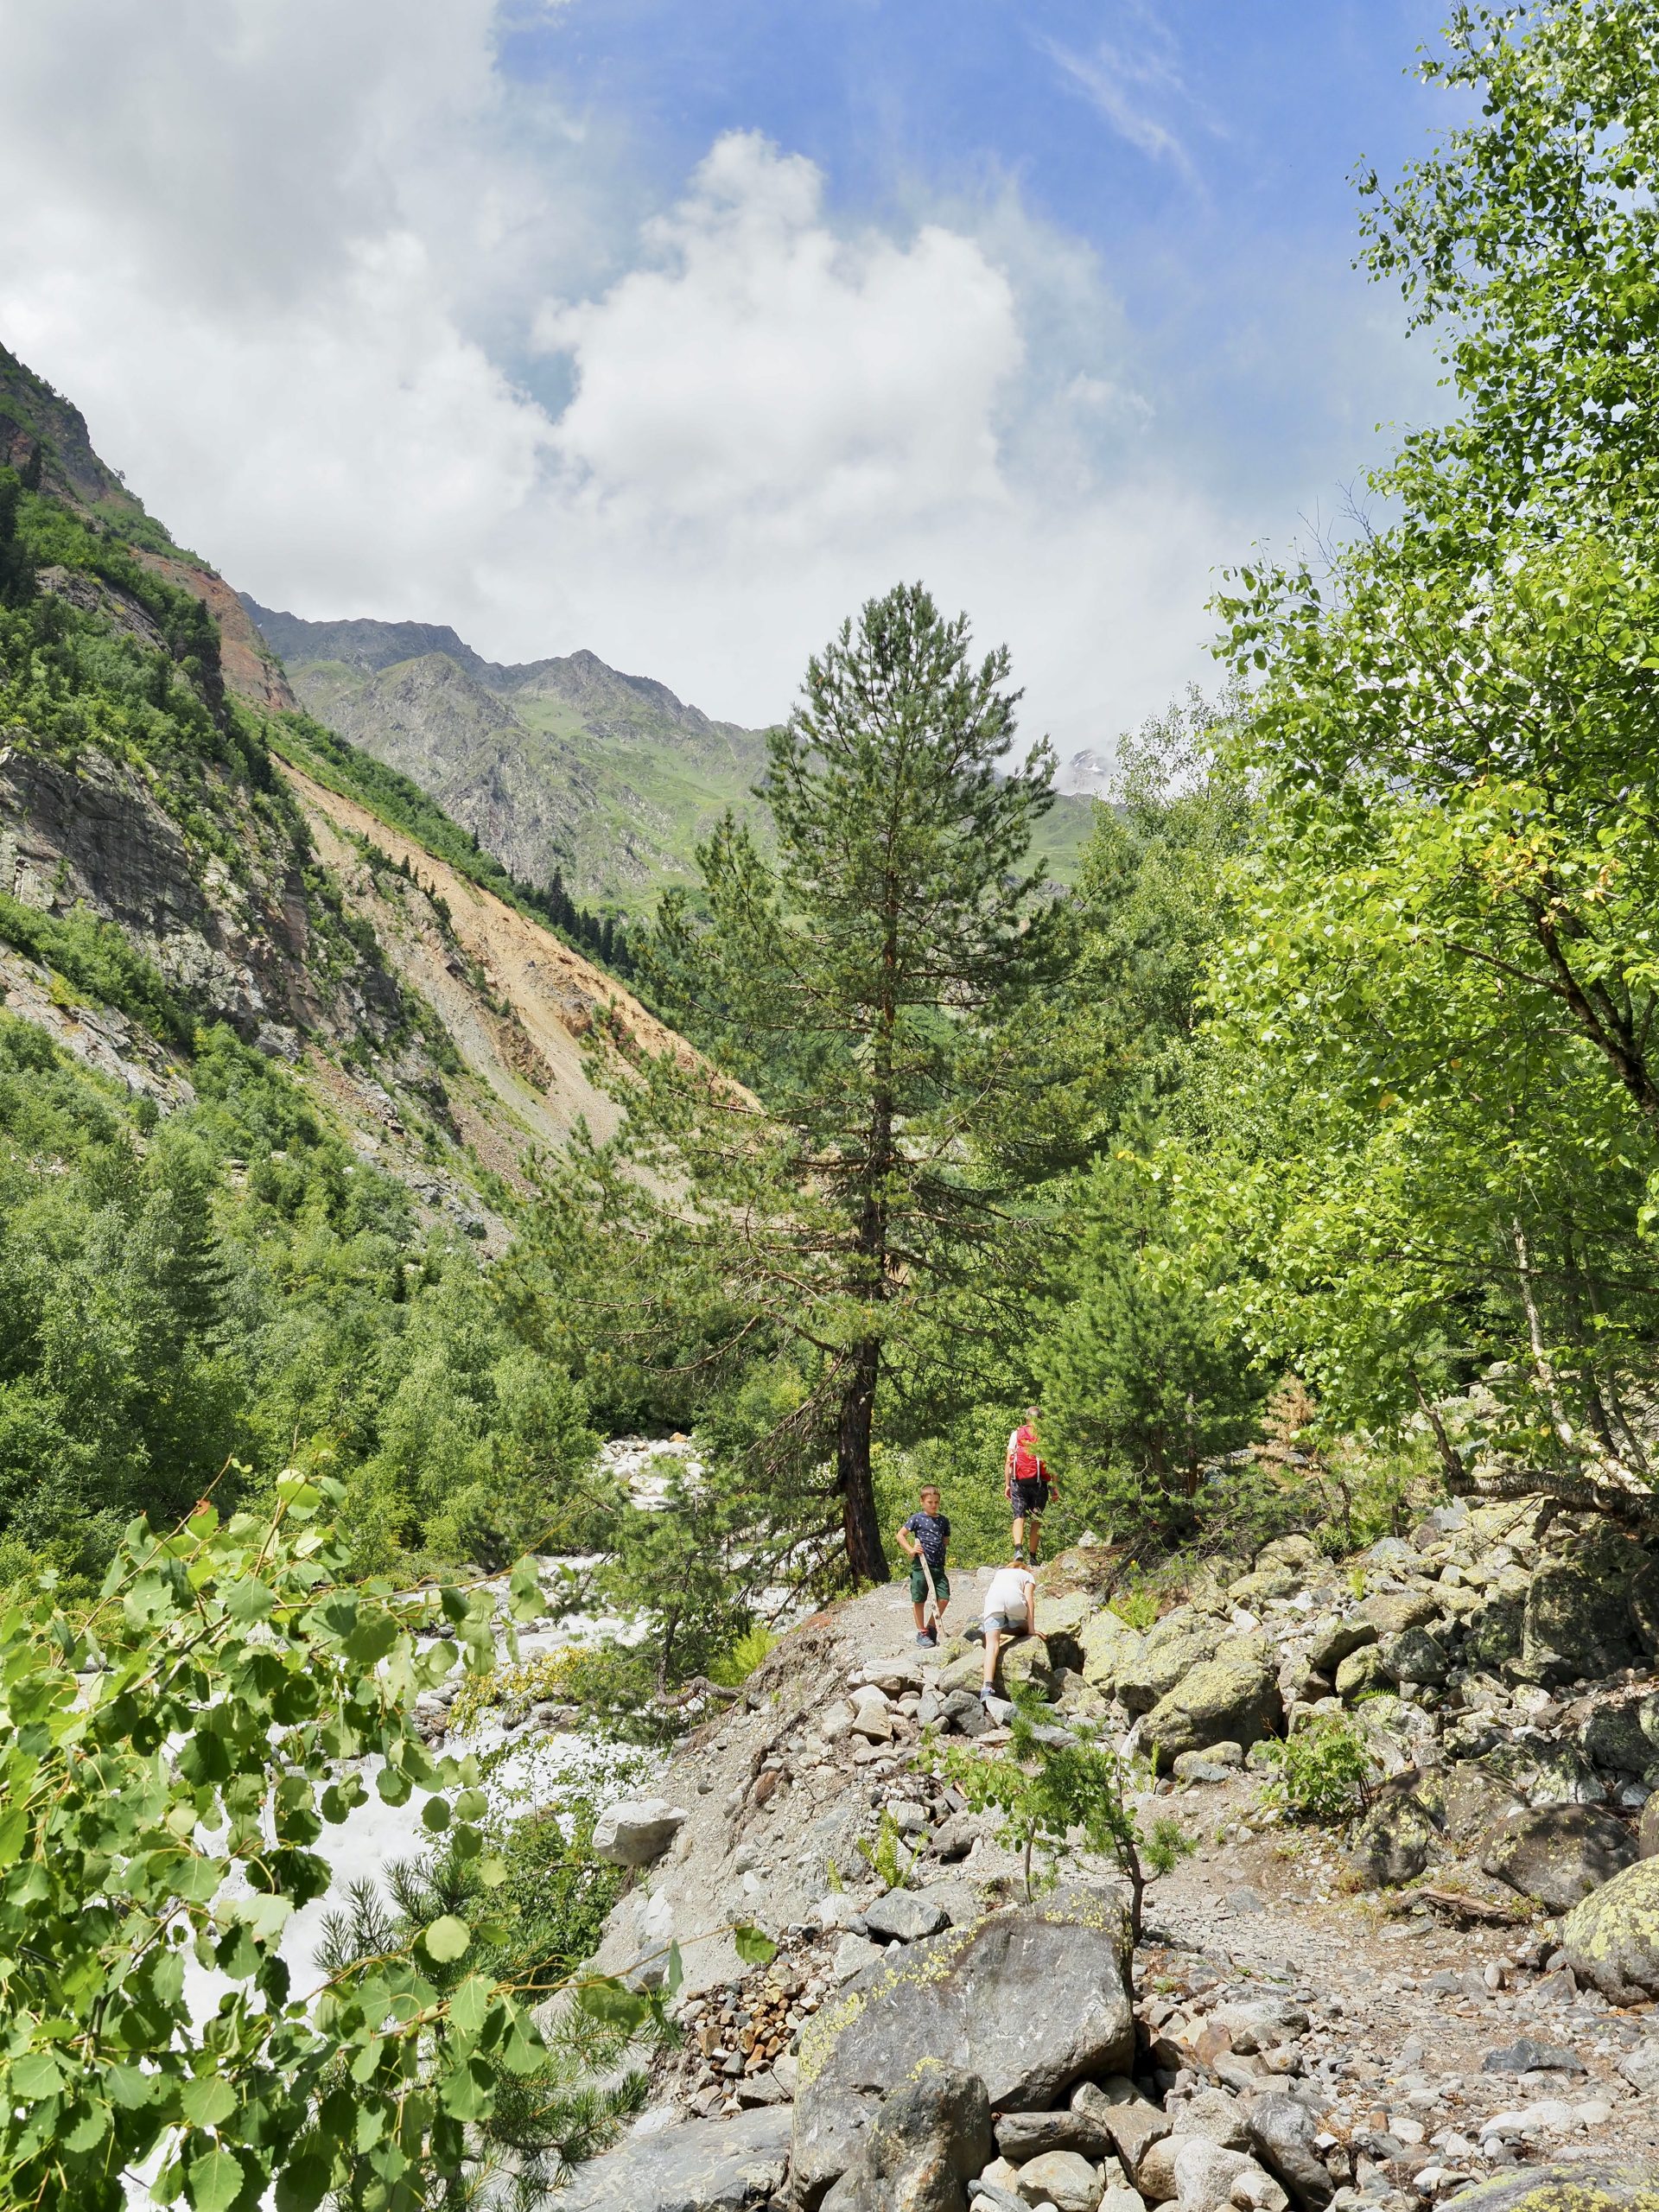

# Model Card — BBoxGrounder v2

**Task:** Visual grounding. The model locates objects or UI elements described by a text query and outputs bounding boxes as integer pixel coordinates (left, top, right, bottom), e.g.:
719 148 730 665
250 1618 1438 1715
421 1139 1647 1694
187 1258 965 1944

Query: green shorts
909 1560 949 1606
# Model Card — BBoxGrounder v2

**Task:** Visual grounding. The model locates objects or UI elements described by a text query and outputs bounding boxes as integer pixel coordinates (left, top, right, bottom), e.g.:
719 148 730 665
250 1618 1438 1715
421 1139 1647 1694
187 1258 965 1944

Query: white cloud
0 4 1241 752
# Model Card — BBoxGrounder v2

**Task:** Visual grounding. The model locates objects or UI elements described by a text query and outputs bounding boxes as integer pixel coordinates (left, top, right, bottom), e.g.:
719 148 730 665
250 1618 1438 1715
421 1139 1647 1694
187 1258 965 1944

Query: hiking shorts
909 1560 950 1606
983 1611 1027 1638
1011 1478 1050 1519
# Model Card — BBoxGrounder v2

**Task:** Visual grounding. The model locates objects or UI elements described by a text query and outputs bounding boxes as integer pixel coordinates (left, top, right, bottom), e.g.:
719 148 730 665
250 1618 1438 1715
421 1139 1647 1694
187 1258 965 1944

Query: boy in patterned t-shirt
896 1484 950 1647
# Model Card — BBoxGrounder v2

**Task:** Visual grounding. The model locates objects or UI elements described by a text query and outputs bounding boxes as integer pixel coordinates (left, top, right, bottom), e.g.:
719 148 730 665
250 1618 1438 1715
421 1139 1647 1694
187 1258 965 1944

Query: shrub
1255 1713 1376 1823
709 1623 778 1686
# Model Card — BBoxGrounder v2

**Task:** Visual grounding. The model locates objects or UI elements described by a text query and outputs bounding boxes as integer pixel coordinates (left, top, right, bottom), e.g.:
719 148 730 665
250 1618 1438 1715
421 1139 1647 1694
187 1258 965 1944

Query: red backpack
1012 1426 1045 1483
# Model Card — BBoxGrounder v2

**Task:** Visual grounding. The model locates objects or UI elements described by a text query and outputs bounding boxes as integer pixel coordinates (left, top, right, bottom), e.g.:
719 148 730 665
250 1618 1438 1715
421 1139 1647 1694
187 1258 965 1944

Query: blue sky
0 0 1465 751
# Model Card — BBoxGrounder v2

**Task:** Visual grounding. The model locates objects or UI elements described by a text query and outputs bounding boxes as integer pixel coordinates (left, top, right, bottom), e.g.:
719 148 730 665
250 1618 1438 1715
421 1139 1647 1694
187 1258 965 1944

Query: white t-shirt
982 1566 1035 1624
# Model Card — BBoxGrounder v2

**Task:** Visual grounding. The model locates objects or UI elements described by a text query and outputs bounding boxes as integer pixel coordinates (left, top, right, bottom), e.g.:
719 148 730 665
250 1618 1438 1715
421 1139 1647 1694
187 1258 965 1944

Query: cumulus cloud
0 3 1240 748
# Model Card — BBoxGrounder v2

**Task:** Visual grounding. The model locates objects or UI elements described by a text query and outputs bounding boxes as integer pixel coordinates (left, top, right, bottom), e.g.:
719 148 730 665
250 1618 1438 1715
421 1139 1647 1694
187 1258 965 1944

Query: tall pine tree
536 583 1059 1580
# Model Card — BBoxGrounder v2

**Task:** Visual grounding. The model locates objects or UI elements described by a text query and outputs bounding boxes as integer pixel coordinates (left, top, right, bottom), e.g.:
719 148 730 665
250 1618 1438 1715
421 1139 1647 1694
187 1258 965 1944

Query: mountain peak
239 599 488 681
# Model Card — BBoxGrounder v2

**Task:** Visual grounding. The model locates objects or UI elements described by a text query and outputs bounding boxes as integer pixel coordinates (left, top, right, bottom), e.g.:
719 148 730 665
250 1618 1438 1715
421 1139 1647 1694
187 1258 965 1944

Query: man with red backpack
1005 1405 1057 1565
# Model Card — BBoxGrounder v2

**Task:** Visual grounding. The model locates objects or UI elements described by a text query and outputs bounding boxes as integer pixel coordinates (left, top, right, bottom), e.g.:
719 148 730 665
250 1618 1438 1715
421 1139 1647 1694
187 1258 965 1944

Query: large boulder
1039 1592 1096 1673
1522 1524 1649 1682
1583 1700 1659 1778
1344 1772 1444 1888
1305 1617 1376 1677
1144 1653 1281 1770
791 1890 1134 2208
1562 1855 1659 2002
551 2105 791 2210
1379 1624 1448 1686
1079 1608 1147 1694
1334 1645 1392 1702
1440 1760 1526 1846
1116 1611 1225 1716
1354 1590 1441 1637
1464 1591 1526 1669
1443 2164 1659 2212
823 2065 992 2212
1480 1803 1636 1912
592 1797 689 1868
1173 2139 1287 2212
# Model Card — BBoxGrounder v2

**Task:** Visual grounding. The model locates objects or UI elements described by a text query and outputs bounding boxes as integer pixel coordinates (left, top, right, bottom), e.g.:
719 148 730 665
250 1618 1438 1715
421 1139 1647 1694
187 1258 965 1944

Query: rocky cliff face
0 339 679 1226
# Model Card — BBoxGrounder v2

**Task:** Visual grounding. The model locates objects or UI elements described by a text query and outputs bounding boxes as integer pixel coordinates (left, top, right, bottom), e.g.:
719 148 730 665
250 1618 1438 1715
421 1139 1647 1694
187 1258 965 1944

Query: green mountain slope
244 601 1096 914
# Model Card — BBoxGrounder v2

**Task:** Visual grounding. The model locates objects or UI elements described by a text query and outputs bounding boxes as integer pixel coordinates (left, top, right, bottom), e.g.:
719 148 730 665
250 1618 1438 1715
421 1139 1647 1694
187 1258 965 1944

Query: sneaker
979 1684 994 1703
915 1630 936 1648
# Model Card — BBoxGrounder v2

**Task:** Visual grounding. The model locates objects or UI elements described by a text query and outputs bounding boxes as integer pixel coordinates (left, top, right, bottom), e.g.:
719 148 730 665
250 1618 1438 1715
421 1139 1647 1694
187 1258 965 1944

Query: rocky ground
551 1497 1659 2211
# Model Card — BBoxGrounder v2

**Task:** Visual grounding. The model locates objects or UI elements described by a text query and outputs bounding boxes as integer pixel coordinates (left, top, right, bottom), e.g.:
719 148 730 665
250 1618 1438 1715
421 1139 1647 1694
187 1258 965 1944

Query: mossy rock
1446 2162 1659 2212
1116 1611 1224 1716
1077 1607 1145 1694
1335 1643 1393 1701
1562 1855 1659 2003
1144 1653 1281 1771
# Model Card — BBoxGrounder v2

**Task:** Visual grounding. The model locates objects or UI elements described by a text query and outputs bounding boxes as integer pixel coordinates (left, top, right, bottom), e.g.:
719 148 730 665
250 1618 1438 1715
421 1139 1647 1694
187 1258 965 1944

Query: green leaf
185 2144 246 2212
273 2141 334 2212
422 1915 471 1963
9 2048 64 2101
224 1576 275 1624
420 1796 451 1834
0 1803 29 1865
574 1976 649 2033
181 2075 238 2129
733 1923 777 1967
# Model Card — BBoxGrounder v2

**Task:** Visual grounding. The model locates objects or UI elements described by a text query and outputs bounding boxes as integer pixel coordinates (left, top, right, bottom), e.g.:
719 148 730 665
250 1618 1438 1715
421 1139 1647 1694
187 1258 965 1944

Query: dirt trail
277 754 684 1154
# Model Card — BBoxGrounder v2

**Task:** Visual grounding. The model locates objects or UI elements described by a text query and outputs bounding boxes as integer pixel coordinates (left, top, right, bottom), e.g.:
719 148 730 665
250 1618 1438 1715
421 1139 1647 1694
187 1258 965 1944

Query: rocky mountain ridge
530 1496 1659 2212
243 601 1101 914
0 340 671 1230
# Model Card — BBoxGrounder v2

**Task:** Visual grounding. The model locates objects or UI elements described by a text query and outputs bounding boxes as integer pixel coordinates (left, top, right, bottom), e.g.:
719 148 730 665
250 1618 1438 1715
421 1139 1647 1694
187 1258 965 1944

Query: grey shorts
983 1613 1027 1637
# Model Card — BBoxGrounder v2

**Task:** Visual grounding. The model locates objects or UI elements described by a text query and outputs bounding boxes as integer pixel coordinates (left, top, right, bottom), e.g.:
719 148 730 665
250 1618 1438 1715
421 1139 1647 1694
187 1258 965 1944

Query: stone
1522 1526 1648 1681
1210 1998 1309 2055
1135 2133 1198 2203
920 1878 984 1929
933 1814 981 1862
1630 1557 1659 1653
995 2110 1116 2162
1116 1613 1226 1716
1440 1761 1526 1846
1243 2094 1333 2209
1344 1773 1445 1888
1178 2088 1250 2150
1103 2190 1151 2212
1084 1610 1150 1689
1643 1796 1659 1861
550 2104 792 2210
1354 1591 1441 1637
1581 1703 1659 1778
1334 1645 1392 1702
1437 2163 1659 2212
1379 1624 1448 1687
1478 1803 1636 1912
826 2065 993 2212
864 1891 950 1944
1617 2041 1659 2094
1230 1566 1300 1605
996 1637 1057 1700
832 1934 883 1983
592 1797 690 1868
1305 1618 1377 1677
1144 1656 1282 1770
1074 2083 1170 2171
792 1891 1135 2208
1014 2150 1103 2212
1561 1853 1659 2002
1173 1751 1245 1786
970 2184 1027 2212
1172 2140 1287 2212
1481 2038 1586 2078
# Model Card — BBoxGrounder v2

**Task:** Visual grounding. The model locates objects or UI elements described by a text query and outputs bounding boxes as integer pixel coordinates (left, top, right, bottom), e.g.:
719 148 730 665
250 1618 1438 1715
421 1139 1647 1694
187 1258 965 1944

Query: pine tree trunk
837 1340 888 1583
